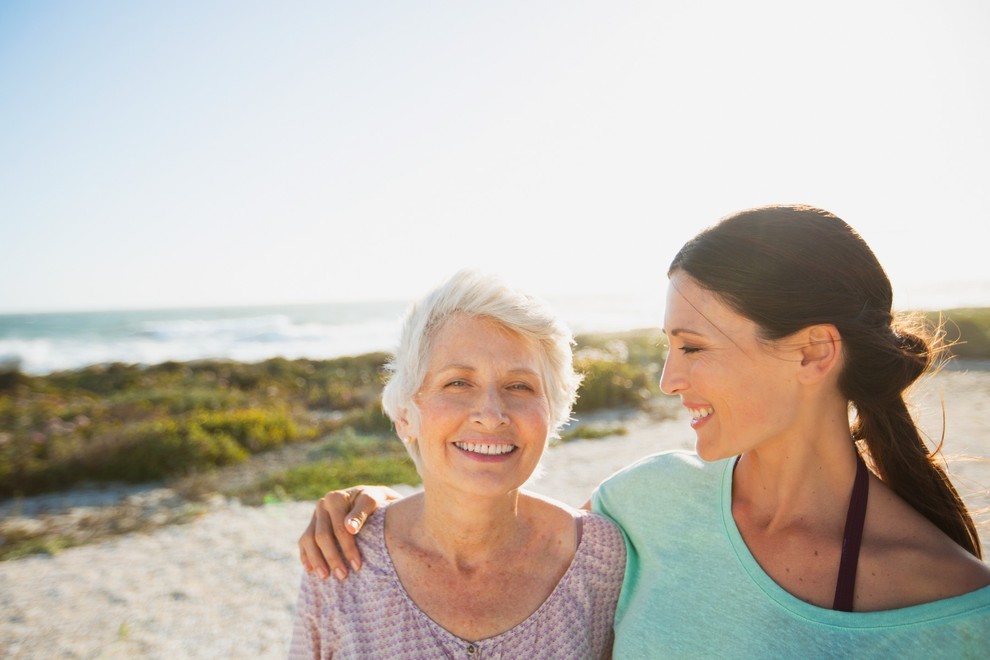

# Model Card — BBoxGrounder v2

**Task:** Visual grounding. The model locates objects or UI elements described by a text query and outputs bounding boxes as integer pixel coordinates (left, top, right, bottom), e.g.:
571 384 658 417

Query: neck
733 402 860 531
408 486 531 565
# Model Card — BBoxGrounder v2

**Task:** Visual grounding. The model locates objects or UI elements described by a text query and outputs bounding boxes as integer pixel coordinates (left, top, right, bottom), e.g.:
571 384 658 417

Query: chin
694 440 730 463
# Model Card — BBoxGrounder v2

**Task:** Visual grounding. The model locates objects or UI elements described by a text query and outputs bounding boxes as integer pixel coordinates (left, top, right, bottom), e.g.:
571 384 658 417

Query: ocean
4 279 988 376
0 294 665 375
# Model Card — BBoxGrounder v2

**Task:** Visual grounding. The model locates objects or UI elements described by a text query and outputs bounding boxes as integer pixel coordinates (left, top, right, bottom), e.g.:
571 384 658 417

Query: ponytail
854 404 982 557
846 319 982 558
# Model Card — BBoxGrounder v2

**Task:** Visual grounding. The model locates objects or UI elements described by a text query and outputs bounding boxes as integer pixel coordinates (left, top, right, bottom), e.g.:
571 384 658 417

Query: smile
454 442 517 456
687 406 714 420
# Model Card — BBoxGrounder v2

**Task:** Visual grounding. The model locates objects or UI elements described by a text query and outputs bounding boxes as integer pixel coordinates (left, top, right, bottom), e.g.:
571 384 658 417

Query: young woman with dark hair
668 205 982 558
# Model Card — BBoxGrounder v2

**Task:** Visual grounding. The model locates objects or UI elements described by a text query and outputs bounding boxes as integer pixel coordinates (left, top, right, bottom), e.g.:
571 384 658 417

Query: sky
2 1 989 314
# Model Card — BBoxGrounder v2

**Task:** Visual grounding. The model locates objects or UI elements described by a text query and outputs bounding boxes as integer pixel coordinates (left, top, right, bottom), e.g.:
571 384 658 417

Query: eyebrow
661 327 705 337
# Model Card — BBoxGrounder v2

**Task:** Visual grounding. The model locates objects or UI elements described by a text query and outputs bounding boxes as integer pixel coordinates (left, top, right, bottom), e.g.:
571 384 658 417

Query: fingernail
334 568 347 581
317 567 329 580
346 518 360 532
350 560 361 572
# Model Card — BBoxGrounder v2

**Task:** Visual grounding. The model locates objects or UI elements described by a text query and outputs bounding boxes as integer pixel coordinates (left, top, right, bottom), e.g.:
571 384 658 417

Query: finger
338 486 393 570
326 490 368 572
314 498 351 580
346 490 381 533
298 512 330 580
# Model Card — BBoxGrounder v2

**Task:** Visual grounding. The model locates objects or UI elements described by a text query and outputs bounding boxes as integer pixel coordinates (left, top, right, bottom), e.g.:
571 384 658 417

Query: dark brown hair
669 204 981 558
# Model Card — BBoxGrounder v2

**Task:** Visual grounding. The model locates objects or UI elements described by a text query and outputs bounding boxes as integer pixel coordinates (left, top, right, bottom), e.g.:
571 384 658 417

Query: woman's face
659 272 805 461
407 314 551 498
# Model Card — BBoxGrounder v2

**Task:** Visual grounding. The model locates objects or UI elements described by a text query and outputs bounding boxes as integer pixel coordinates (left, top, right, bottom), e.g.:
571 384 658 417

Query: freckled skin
406 314 551 499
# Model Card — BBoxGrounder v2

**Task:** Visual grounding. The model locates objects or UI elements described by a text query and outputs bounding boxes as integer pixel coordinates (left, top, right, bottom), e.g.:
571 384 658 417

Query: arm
297 485 403 580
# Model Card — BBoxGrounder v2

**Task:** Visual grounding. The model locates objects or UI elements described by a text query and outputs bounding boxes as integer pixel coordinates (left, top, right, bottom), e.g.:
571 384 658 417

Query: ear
796 324 842 384
395 406 414 442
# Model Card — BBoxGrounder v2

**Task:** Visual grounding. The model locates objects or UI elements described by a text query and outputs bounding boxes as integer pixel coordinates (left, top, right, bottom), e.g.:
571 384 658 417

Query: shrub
46 362 145 396
112 387 244 414
930 308 990 360
574 353 659 411
93 420 249 483
560 424 629 442
575 330 664 369
0 365 27 393
192 408 301 452
338 404 393 435
321 427 401 459
242 454 420 504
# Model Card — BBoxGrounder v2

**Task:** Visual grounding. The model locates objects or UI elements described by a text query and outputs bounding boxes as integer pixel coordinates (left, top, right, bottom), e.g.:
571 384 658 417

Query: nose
472 385 509 429
659 350 685 395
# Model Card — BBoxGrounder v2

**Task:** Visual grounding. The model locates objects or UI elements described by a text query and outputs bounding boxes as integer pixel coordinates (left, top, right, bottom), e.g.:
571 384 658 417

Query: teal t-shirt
592 450 990 658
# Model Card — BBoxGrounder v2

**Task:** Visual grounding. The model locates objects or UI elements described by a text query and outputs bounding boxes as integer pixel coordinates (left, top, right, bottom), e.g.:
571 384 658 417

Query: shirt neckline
718 458 990 627
373 501 592 648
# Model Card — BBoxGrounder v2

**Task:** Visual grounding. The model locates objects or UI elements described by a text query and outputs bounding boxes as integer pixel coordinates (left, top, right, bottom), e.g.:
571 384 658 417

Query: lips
453 441 517 456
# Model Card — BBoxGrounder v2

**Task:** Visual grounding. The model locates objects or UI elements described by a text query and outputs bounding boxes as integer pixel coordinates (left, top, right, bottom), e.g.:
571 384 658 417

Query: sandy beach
1 364 988 659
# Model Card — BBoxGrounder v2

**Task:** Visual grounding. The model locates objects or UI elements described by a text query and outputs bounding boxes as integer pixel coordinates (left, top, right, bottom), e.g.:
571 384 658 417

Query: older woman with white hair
289 270 625 659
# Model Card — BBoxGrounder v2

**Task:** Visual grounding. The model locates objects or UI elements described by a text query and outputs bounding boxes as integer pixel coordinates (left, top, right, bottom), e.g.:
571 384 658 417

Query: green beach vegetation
927 308 990 360
0 311 988 559
0 353 390 498
4 309 990 504
3 309 989 500
0 329 666 504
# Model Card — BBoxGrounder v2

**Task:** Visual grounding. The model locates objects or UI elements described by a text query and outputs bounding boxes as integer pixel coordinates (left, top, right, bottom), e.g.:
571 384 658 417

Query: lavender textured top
289 504 626 659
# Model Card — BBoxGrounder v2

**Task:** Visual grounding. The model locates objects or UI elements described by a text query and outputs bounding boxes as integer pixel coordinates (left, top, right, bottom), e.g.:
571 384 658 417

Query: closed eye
680 346 702 354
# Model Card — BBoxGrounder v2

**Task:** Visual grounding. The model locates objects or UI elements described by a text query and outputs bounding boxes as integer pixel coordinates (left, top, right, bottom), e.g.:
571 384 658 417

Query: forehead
428 314 540 365
663 272 756 340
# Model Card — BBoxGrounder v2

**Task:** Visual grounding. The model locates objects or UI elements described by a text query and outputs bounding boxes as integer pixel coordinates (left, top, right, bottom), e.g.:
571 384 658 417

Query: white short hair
381 270 581 471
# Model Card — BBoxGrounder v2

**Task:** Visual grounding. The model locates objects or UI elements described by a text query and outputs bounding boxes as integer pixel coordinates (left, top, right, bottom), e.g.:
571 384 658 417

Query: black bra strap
832 454 869 612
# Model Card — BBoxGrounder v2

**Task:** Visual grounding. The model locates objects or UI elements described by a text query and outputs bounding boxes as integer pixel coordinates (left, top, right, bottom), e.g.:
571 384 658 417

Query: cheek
732 377 795 427
511 398 551 436
415 397 462 434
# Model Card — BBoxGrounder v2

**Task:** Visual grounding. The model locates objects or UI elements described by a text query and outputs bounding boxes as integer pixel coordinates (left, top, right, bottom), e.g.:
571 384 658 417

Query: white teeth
688 407 714 420
454 442 516 455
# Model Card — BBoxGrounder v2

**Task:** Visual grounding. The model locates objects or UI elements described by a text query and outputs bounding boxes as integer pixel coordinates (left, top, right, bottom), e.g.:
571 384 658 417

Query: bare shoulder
519 490 581 522
857 475 990 610
519 491 582 550
519 489 583 518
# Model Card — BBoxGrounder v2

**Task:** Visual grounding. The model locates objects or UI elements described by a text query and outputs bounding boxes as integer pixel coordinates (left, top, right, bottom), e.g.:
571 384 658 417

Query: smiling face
660 271 806 461
399 313 551 498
